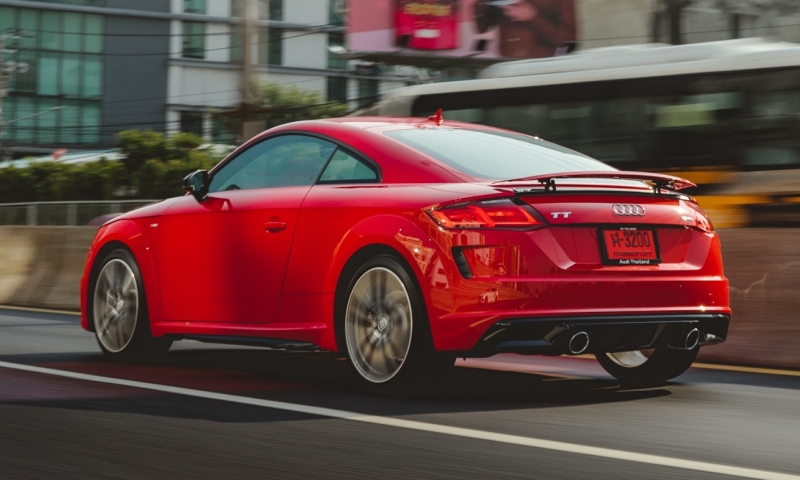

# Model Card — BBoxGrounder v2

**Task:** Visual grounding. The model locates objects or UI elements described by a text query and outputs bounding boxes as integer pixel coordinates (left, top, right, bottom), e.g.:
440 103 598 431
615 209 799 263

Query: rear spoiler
492 171 696 192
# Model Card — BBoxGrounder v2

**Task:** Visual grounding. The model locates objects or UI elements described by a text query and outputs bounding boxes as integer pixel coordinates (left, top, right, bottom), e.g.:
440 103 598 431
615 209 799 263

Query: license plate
600 227 661 265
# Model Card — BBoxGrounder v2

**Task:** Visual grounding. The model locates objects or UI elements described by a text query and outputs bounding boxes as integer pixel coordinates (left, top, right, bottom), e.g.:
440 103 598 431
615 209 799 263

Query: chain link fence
0 201 158 226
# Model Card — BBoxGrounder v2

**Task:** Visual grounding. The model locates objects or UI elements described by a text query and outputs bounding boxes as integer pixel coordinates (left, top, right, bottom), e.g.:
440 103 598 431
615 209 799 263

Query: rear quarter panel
277 183 504 350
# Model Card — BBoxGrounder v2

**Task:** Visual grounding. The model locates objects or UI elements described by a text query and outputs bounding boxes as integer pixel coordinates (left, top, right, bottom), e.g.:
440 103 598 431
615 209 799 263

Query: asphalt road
1 307 799 480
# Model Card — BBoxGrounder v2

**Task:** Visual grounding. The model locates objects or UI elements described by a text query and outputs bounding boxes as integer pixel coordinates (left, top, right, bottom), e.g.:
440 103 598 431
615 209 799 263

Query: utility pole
667 0 684 45
240 0 267 141
1 29 34 162
1 31 7 162
242 0 254 107
240 0 254 141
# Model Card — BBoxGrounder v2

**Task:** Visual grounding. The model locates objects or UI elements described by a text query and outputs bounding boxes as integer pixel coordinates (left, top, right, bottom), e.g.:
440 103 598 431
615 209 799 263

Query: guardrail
0 201 158 226
0 226 798 370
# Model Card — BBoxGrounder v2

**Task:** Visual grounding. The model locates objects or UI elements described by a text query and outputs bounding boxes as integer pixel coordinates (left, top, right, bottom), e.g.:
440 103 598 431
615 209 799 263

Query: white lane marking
0 305 80 316
0 360 797 480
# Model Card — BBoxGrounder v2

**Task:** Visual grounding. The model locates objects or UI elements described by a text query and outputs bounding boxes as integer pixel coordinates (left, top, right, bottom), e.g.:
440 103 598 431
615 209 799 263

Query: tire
91 248 172 363
338 254 453 395
595 347 699 386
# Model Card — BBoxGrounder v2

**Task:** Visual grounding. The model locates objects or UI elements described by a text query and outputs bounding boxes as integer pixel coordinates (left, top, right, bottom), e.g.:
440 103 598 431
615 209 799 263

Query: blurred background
0 0 799 368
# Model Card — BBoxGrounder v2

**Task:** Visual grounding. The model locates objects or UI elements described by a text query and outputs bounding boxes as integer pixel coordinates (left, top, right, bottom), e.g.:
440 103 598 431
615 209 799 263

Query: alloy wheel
345 267 413 383
606 350 649 368
93 258 139 353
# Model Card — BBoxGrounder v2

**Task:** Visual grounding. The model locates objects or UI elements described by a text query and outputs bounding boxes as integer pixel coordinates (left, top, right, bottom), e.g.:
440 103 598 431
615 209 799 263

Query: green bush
0 166 36 203
253 82 349 129
52 160 126 201
135 154 216 200
0 130 222 203
116 129 171 176
0 160 126 202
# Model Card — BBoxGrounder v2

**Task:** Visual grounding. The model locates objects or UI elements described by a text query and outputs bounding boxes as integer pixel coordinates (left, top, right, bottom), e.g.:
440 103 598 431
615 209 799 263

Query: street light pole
240 0 254 141
1 31 7 162
0 28 25 162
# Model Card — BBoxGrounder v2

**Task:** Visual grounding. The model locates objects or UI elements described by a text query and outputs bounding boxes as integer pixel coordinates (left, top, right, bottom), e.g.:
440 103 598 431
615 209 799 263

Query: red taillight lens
686 199 714 232
428 201 541 229
696 212 714 232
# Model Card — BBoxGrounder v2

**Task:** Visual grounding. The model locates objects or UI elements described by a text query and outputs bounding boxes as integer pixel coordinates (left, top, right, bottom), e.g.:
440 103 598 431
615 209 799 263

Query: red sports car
80 115 730 393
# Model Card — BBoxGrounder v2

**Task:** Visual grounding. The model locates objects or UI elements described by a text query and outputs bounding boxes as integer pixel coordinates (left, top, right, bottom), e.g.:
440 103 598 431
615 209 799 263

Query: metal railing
0 200 158 226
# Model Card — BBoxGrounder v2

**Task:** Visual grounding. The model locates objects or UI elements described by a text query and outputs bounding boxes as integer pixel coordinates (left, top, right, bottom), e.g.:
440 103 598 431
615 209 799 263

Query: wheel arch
81 219 161 334
327 214 444 352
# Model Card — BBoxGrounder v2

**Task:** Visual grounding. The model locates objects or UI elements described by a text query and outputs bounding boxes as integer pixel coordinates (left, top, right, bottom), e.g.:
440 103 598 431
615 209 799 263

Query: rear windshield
384 128 615 181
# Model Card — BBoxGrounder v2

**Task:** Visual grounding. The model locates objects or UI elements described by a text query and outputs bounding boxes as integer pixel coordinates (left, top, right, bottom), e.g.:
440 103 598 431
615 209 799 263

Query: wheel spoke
607 350 649 368
93 258 138 354
345 266 413 384
381 351 399 374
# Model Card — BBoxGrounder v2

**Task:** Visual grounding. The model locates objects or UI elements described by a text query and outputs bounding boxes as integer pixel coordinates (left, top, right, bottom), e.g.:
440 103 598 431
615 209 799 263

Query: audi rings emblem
612 204 646 216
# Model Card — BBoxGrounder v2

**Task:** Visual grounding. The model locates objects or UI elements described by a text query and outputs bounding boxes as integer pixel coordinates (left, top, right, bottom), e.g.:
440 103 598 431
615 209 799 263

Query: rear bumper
454 313 729 358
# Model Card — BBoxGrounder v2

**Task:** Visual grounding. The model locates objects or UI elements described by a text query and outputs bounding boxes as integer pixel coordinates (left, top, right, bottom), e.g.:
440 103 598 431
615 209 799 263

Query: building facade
0 0 411 158
2 0 800 157
163 0 412 144
578 0 800 50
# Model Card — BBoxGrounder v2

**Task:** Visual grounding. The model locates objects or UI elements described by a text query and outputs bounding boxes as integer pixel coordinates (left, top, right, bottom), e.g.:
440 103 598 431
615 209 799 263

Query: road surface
1 307 798 480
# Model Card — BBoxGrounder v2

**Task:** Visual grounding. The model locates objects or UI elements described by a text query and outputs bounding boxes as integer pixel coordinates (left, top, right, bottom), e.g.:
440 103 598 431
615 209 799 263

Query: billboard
347 0 577 60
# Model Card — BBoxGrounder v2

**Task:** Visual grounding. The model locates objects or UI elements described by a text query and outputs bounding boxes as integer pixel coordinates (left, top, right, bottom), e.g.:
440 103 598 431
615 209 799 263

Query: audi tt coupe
81 115 730 393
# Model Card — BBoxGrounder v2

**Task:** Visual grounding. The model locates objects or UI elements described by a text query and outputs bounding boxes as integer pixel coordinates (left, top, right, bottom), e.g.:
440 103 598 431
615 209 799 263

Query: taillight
695 212 714 232
686 200 714 232
428 200 543 229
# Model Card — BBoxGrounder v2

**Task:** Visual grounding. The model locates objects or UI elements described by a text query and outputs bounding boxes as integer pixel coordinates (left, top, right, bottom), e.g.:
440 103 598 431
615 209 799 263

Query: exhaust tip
568 331 590 355
685 328 700 350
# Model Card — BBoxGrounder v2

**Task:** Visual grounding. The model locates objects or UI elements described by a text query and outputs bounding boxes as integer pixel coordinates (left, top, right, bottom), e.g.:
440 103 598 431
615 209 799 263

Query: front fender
80 219 161 334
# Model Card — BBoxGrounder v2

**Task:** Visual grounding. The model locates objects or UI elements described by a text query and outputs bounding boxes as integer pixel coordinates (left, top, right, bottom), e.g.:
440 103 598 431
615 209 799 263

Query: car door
158 134 337 324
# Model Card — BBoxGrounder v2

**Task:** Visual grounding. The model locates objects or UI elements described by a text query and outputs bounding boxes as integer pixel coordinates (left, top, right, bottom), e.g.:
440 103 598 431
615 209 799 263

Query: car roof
319 116 500 133
243 117 490 184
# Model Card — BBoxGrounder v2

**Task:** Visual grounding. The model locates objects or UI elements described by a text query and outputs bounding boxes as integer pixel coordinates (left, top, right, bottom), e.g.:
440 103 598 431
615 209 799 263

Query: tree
223 82 349 135
116 129 170 176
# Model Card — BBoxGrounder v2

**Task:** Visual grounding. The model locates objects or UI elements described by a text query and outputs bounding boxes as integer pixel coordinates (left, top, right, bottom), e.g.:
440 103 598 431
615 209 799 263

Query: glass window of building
184 0 206 14
82 105 101 144
60 103 80 144
327 32 346 70
357 79 378 107
232 0 281 20
267 0 282 21
34 1 106 5
212 115 237 145
38 54 60 95
180 111 205 136
327 77 347 103
84 14 103 53
18 9 37 50
258 29 282 65
38 98 59 144
83 56 102 97
229 24 244 63
41 11 61 50
63 12 82 52
2 7 104 146
329 0 347 25
183 22 206 59
62 54 82 97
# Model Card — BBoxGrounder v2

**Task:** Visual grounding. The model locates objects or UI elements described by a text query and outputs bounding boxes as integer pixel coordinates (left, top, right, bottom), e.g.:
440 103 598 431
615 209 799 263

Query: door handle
264 221 287 232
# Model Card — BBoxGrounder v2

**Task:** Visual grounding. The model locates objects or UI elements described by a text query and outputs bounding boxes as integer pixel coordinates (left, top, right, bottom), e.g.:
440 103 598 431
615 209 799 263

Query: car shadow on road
0 346 676 425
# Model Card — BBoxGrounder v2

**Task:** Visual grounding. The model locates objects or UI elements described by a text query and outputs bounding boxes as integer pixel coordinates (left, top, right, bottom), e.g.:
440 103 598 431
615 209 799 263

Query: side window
318 148 378 183
208 135 336 192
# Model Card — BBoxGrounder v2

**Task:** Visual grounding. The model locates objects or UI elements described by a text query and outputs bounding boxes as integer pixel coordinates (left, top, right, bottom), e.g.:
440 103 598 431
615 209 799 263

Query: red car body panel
80 117 730 354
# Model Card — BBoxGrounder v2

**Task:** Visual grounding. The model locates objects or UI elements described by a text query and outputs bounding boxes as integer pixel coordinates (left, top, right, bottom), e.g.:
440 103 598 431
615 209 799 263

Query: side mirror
182 170 209 201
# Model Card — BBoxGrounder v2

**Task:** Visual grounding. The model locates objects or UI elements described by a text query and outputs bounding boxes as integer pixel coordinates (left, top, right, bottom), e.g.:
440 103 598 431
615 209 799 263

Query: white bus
364 38 800 173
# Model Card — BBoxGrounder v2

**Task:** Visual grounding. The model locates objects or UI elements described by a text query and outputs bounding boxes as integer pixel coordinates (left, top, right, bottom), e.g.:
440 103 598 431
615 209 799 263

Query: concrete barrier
697 229 800 370
0 226 798 370
0 226 96 311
